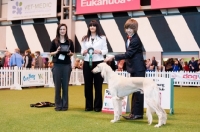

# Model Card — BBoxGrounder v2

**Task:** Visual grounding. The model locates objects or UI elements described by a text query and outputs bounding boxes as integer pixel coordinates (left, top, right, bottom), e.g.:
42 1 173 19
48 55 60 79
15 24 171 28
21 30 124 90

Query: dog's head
92 62 107 74
92 62 111 79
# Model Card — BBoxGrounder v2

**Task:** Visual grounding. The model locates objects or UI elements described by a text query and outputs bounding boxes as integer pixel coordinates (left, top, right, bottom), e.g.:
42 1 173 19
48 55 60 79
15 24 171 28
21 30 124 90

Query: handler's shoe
123 114 143 120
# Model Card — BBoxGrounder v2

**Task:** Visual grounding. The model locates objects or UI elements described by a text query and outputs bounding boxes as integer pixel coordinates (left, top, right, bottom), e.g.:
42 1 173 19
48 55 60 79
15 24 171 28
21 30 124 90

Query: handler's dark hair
124 18 138 33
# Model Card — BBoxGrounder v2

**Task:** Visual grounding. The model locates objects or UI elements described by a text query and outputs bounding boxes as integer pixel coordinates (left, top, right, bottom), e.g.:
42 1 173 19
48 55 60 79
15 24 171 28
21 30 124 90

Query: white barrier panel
144 78 174 114
21 70 45 86
0 67 14 88
102 89 130 114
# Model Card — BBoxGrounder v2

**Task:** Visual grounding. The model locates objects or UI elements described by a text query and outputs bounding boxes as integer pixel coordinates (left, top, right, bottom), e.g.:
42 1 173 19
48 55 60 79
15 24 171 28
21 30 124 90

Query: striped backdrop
6 23 58 53
4 8 200 54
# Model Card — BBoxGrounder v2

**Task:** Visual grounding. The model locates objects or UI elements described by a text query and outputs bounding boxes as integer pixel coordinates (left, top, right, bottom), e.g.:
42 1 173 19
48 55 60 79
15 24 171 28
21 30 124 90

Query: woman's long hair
82 20 103 41
54 23 70 46
25 49 31 56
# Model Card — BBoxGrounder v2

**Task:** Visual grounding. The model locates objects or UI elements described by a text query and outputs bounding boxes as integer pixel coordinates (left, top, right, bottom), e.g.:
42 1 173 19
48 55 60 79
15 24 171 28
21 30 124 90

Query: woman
1 51 11 67
145 58 151 71
197 59 200 71
183 61 189 71
73 58 81 69
172 58 181 72
30 53 35 68
165 58 174 71
44 58 49 68
81 20 108 112
23 49 32 68
50 23 74 111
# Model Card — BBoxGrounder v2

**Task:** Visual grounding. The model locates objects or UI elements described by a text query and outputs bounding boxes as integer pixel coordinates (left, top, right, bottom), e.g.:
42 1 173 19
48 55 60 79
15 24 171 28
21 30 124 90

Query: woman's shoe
94 108 101 112
55 108 62 111
85 108 93 111
62 108 68 111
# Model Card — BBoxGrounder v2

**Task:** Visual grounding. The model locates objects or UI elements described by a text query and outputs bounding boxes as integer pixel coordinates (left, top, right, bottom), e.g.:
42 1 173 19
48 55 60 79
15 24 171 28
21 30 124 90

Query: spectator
0 57 2 68
73 58 82 69
9 48 24 67
197 59 200 71
48 61 54 68
150 56 157 71
145 58 151 71
157 65 164 72
188 57 198 72
179 58 184 68
177 59 183 71
79 60 84 69
183 61 189 71
30 53 35 68
165 58 174 71
34 51 44 68
44 58 49 68
172 58 181 72
1 51 11 67
23 49 32 68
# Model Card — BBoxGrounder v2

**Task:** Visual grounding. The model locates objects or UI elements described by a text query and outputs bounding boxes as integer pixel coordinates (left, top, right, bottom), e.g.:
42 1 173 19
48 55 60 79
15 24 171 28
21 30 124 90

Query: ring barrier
0 67 199 89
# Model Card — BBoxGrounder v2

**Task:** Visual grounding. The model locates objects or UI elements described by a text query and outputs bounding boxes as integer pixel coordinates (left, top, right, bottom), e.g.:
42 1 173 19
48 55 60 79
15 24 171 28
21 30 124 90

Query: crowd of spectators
0 48 51 69
1 49 200 73
145 57 200 72
73 56 200 73
103 56 200 73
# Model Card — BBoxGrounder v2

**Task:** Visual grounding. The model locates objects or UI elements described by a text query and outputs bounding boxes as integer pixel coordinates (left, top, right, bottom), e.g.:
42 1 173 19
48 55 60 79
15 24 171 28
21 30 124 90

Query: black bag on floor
30 102 55 108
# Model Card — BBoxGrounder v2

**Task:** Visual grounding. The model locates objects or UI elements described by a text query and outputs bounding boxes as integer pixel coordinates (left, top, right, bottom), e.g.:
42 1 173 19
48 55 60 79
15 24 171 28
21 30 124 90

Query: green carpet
0 84 199 132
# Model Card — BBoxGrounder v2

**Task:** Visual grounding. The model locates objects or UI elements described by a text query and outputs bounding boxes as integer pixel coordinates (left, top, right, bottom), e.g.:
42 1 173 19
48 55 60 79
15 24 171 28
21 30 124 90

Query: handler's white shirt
81 35 108 62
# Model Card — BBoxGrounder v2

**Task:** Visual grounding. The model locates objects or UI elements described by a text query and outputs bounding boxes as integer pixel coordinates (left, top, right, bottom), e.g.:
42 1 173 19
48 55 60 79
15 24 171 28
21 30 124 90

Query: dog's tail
145 82 167 126
145 83 157 125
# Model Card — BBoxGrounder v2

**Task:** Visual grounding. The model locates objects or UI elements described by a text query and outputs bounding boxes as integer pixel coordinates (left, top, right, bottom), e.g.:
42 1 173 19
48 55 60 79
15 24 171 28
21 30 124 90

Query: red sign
76 0 140 15
151 0 200 9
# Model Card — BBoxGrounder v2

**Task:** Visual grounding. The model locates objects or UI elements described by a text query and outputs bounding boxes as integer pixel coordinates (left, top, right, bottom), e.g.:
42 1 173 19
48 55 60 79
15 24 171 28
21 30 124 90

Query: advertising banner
21 71 45 86
171 72 200 81
7 0 57 20
151 0 200 9
76 0 140 14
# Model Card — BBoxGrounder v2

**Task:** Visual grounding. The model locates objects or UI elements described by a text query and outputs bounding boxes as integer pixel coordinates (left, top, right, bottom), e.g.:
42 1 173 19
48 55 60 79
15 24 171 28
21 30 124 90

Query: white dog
92 63 167 127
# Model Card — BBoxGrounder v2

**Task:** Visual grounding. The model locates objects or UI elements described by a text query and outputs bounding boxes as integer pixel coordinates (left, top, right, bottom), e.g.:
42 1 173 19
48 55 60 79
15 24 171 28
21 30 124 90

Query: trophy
87 47 94 68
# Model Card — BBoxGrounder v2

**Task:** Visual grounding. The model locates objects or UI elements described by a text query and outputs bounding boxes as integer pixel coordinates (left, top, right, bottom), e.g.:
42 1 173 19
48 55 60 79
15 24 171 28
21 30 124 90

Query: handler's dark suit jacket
115 33 146 73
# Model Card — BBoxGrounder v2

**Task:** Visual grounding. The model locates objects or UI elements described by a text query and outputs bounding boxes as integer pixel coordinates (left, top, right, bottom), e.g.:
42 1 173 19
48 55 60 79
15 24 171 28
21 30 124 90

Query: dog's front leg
116 97 123 121
110 97 121 123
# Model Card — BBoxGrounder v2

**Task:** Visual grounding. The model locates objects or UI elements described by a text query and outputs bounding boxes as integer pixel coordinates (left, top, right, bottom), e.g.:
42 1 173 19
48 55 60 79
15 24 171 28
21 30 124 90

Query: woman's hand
50 46 60 56
67 51 73 56
83 50 88 56
56 46 60 53
94 50 102 54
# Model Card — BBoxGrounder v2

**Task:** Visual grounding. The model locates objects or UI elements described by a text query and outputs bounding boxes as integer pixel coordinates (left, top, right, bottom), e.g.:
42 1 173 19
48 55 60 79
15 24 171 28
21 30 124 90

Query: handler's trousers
130 71 145 116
